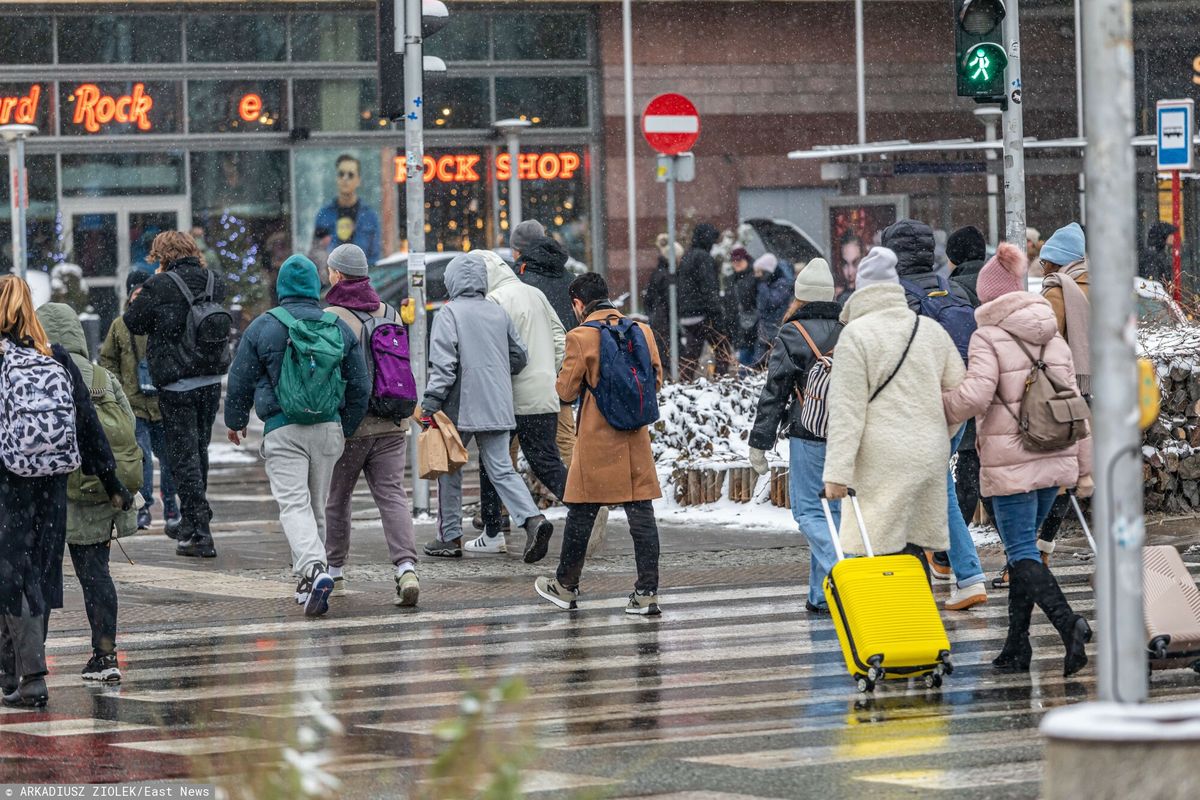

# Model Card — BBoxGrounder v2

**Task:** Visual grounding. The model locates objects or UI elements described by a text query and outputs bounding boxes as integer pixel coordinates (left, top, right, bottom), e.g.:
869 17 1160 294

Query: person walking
39 302 141 684
470 249 575 556
886 219 988 607
224 254 370 618
645 234 683 366
822 248 964 571
748 257 842 613
1140 222 1178 286
0 277 131 707
420 252 553 560
124 231 232 558
723 246 759 370
943 243 1093 676
100 269 179 536
753 253 793 362
676 223 724 381
947 225 988 306
322 244 421 606
512 220 579 475
534 274 664 615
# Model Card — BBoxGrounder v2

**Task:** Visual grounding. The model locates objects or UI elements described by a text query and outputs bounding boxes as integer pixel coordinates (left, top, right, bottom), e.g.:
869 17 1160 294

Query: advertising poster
295 147 385 269
825 195 908 301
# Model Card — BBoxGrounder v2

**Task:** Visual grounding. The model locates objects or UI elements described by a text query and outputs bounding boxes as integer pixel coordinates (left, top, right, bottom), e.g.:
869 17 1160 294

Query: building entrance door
60 197 188 333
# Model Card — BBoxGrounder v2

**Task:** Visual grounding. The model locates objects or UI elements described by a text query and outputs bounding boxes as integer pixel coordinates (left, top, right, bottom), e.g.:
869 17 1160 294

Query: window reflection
58 14 181 64
189 79 286 133
187 14 286 62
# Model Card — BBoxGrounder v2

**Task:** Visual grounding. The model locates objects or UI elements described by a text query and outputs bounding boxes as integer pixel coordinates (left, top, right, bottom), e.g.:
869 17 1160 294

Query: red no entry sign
642 93 700 156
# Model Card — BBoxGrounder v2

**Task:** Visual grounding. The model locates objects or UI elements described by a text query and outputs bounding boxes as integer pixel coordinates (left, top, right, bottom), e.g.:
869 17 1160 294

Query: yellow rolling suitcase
820 490 952 693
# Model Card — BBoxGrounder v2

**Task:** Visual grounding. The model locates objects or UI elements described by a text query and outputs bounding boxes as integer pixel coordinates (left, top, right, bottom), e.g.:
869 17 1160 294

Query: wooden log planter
673 464 792 508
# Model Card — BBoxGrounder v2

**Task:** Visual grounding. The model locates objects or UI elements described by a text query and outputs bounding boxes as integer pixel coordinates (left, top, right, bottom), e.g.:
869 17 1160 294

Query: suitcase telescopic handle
1066 489 1098 553
819 488 874 560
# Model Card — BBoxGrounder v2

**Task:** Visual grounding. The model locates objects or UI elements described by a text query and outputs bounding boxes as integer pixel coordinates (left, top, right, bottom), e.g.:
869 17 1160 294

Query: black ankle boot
1013 559 1092 677
2 675 48 708
993 567 1034 673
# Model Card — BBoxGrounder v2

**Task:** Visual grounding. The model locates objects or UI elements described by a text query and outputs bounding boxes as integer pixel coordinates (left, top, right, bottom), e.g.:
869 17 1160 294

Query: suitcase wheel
1149 636 1170 662
856 675 875 693
924 672 943 690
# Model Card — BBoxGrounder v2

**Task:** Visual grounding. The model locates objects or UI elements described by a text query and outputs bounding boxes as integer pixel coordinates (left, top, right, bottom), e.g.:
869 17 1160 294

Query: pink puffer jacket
943 291 1092 498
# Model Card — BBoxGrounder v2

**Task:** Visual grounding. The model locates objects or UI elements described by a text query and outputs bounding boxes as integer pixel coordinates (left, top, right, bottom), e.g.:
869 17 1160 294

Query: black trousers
480 413 567 530
679 321 729 381
158 384 221 535
556 501 660 593
1039 494 1073 543
954 448 982 527
68 541 117 656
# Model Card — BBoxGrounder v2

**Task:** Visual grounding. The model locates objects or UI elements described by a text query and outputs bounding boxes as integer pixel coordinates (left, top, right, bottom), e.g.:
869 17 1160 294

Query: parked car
739 218 825 266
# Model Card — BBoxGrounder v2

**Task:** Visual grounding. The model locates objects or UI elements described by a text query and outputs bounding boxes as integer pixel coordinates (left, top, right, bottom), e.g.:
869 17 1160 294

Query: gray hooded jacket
421 252 528 431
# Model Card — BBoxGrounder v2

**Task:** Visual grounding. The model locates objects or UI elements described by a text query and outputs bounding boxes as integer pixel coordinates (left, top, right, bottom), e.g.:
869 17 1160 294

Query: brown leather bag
1005 339 1090 453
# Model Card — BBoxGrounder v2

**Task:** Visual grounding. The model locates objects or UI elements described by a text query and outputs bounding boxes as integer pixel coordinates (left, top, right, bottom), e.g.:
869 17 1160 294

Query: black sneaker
295 563 334 618
805 601 829 615
522 515 554 564
472 514 512 532
424 538 462 558
82 652 121 683
177 533 216 558
136 506 151 530
163 510 183 540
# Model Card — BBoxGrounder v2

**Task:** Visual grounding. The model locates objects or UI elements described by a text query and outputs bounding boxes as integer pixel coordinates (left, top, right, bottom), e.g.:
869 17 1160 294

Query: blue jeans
135 417 177 512
946 425 985 588
789 437 840 608
992 487 1060 564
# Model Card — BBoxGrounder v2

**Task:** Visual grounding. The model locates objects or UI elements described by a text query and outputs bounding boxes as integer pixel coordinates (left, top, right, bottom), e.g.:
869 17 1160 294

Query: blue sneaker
296 564 334 618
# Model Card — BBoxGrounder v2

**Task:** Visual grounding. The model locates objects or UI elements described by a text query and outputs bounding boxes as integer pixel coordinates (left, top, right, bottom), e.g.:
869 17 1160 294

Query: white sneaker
944 582 988 611
464 533 507 555
585 506 610 558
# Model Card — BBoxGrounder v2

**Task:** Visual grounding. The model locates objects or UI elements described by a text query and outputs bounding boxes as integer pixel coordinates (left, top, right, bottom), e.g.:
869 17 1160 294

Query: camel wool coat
823 284 965 556
557 308 663 504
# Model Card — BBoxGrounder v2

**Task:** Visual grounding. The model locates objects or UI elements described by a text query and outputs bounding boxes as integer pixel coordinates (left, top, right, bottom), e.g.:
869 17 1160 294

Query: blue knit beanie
1039 223 1086 266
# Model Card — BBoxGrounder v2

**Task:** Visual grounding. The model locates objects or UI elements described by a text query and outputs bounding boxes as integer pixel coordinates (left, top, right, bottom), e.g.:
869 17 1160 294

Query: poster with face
825 195 908 298
294 147 385 267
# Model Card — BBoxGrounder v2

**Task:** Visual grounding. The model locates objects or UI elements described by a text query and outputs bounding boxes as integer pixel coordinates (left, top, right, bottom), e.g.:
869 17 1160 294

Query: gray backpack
1005 339 1090 453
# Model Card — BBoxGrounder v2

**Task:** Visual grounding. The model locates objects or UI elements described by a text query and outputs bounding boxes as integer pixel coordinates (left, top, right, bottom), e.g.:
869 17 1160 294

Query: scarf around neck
325 277 382 313
1042 260 1091 395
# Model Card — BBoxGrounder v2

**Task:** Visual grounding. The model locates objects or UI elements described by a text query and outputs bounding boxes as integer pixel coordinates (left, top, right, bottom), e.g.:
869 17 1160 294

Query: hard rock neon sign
395 152 583 184
70 83 154 133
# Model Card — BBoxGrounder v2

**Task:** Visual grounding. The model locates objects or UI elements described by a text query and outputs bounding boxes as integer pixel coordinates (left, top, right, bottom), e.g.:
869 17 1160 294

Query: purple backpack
352 305 417 423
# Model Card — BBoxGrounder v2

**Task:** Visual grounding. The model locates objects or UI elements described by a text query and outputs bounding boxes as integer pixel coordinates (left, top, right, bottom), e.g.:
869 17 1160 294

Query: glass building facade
0 4 603 324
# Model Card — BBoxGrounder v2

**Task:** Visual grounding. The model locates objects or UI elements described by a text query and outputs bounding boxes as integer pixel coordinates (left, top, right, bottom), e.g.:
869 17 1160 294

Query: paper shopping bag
418 425 451 480
434 411 469 473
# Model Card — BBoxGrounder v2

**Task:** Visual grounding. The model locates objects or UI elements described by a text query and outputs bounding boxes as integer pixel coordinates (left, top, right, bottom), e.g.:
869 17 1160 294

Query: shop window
0 83 53 131
291 12 375 62
396 148 490 258
58 14 182 63
493 13 588 61
294 148 386 266
189 79 286 134
190 151 291 314
496 76 588 128
0 155 60 274
0 17 50 64
294 79 383 132
186 14 286 63
59 80 182 136
61 152 185 197
496 147 591 265
424 10 489 62
425 78 490 130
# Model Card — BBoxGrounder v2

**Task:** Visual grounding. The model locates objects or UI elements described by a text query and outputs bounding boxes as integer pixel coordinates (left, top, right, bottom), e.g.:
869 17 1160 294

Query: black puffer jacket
123 257 229 388
950 259 986 307
517 236 575 331
1140 222 1177 284
749 302 842 447
677 224 721 322
883 219 973 310
724 268 759 349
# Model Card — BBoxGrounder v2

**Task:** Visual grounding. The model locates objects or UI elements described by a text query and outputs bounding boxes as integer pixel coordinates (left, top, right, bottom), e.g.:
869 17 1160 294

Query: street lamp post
493 119 532 235
0 124 37 281
974 106 1002 250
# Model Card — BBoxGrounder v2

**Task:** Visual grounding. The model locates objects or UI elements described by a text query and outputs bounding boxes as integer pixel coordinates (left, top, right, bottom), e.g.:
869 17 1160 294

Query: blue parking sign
1157 99 1194 171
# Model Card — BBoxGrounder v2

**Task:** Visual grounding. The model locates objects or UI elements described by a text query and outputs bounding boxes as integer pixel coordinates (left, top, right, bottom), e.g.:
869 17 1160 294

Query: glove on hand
748 447 769 476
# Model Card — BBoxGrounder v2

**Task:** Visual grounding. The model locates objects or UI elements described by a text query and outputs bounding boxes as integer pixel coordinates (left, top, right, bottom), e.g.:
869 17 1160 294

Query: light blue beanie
1039 222 1086 266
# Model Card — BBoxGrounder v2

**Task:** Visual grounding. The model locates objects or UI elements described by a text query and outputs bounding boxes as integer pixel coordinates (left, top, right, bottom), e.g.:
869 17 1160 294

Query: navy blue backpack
584 316 660 431
899 275 977 362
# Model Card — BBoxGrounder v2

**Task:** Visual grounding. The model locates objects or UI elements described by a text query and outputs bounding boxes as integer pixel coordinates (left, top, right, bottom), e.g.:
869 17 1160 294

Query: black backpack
165 270 233 377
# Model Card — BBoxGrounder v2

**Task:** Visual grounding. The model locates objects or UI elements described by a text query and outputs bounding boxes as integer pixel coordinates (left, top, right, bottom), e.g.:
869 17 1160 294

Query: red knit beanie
976 242 1028 304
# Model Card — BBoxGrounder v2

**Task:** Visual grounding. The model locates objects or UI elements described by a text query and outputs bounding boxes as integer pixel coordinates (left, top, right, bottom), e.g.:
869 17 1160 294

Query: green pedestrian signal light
961 42 1007 88
954 1 1008 103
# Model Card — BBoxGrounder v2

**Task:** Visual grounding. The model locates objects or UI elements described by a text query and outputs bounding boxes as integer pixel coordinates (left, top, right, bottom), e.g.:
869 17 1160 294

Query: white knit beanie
854 247 900 290
793 258 835 302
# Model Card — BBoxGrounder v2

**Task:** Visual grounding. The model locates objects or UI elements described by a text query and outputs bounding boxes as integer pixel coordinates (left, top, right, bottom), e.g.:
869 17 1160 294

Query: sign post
642 93 699 383
0 124 36 282
1157 99 1193 300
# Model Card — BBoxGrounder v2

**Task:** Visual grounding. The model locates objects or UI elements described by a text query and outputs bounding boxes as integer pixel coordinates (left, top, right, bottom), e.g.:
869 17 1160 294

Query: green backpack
68 366 144 503
268 308 347 425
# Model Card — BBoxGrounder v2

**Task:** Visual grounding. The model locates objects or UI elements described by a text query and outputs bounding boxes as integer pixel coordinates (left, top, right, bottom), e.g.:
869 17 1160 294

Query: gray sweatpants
438 429 539 543
325 433 418 568
262 422 345 577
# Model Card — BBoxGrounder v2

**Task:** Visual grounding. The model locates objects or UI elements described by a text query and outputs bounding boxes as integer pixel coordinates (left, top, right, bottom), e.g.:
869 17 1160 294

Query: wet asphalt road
3 451 1199 799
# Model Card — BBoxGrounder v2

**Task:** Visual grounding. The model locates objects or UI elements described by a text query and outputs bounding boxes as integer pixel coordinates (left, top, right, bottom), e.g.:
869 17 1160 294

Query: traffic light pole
1083 0 1147 705
1001 0 1026 249
403 0 430 516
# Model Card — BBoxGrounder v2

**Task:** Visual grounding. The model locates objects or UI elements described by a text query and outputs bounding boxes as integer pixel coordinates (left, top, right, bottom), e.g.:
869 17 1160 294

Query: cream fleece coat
823 284 965 556
942 291 1092 498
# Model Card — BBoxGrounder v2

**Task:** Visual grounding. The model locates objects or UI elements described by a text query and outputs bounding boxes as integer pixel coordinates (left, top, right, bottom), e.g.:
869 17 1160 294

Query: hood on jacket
518 236 569 278
690 223 720 253
477 249 520 293
975 291 1059 346
445 252 489 299
35 302 88 360
277 254 321 300
1148 222 1178 252
840 283 911 325
881 219 936 277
